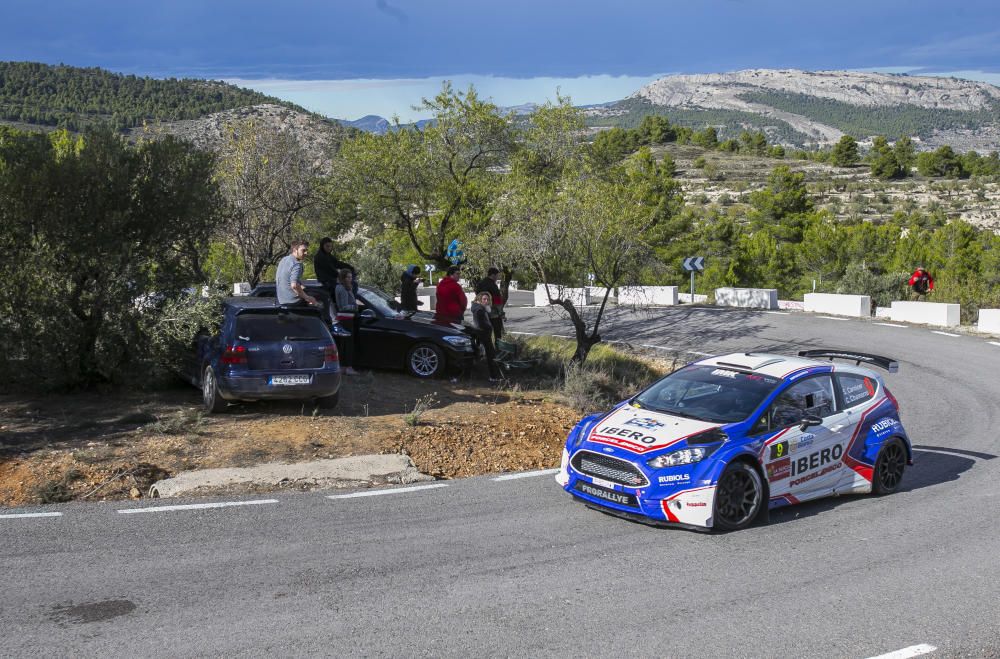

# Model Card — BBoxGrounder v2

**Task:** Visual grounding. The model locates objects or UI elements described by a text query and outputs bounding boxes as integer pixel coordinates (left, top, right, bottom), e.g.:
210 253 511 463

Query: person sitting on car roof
315 237 358 296
277 240 319 307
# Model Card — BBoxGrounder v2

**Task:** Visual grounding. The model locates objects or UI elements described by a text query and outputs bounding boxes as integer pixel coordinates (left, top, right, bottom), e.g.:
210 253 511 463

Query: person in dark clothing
400 265 424 311
334 269 360 376
315 237 358 296
471 292 501 382
475 266 505 341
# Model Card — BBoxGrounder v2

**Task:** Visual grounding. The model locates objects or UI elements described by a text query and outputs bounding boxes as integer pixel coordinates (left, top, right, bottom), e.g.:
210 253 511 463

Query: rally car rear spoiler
797 350 899 373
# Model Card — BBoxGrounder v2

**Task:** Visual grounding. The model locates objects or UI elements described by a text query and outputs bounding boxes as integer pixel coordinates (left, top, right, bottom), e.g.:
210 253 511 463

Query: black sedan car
249 281 475 378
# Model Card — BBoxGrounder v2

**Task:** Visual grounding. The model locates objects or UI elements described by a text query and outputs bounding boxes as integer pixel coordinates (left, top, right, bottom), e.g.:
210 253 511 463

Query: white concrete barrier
533 284 591 307
778 299 804 311
586 286 614 302
875 307 891 318
233 282 251 296
396 295 435 310
804 293 871 318
889 301 960 327
715 288 778 310
977 309 1000 334
678 293 709 304
618 286 679 306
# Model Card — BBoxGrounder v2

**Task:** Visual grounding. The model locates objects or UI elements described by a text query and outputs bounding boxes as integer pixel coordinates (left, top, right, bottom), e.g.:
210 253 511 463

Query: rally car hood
582 404 721 454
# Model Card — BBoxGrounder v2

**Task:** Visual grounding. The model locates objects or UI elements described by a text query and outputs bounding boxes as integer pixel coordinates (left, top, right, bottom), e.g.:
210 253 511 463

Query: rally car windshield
632 365 781 423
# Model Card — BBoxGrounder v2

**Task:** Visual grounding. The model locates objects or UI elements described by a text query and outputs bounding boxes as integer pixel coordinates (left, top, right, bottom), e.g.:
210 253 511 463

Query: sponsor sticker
871 418 897 435
658 473 691 485
792 435 814 452
625 416 666 430
711 369 737 378
766 457 791 481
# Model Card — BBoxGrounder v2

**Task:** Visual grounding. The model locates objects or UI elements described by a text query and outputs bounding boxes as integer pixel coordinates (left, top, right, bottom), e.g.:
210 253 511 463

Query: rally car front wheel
713 461 763 531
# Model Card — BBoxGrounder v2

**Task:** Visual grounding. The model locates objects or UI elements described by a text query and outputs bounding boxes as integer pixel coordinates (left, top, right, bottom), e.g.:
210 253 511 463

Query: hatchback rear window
235 313 331 342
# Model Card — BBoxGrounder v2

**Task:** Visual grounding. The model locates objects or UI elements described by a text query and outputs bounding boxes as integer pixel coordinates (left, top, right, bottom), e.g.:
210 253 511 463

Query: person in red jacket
908 266 934 297
435 265 468 324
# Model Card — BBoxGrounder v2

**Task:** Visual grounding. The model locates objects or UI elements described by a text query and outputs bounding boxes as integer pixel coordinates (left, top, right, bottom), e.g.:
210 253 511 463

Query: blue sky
3 0 999 121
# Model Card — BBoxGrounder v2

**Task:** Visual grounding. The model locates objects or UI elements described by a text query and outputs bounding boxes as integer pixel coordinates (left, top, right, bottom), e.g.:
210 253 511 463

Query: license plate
269 375 311 386
574 480 639 508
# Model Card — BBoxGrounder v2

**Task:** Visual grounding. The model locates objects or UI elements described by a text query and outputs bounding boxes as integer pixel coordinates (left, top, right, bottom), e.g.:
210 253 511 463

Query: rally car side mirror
799 415 822 431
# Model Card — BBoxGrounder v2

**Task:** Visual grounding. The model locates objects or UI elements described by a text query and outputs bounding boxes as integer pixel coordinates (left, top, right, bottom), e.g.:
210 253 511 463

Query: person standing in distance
475 266 505 341
435 265 468 324
400 265 423 312
334 269 360 376
471 291 502 382
276 240 317 307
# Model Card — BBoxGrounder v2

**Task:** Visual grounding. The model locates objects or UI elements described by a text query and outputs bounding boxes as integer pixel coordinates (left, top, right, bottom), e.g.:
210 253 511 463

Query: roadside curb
148 454 433 498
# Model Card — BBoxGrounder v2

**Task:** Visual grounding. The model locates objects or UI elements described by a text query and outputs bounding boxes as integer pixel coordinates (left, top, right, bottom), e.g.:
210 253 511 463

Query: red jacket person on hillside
435 265 468 323
908 267 934 295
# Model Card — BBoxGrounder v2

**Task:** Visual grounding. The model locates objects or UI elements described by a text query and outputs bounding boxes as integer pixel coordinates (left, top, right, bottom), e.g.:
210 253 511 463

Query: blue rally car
557 350 910 531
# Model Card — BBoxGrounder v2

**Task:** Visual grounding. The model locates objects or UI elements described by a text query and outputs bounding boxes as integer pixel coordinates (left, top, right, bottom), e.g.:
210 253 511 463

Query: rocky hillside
589 69 1000 150
134 103 353 167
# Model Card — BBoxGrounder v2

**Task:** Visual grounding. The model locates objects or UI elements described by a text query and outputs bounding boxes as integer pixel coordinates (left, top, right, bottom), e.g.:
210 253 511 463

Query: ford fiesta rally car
556 350 911 531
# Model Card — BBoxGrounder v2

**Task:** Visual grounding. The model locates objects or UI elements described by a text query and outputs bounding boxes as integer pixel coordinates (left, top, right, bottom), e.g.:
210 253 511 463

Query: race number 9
769 440 788 460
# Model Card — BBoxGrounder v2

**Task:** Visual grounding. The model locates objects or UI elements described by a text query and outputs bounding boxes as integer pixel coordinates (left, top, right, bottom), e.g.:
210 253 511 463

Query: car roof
222 297 322 315
697 352 832 379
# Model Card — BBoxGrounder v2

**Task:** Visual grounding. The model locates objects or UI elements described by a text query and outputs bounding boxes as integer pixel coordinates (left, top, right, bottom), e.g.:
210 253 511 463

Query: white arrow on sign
682 256 705 272
424 264 436 272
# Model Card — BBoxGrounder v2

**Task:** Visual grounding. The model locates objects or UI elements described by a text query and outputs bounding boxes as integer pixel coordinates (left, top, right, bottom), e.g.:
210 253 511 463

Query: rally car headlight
646 447 710 469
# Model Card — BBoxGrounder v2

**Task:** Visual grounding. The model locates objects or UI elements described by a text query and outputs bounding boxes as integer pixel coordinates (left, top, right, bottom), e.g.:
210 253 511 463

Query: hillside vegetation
0 61 303 130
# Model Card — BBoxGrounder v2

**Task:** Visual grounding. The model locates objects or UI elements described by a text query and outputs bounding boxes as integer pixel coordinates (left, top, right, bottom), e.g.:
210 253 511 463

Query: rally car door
758 374 850 502
833 371 883 493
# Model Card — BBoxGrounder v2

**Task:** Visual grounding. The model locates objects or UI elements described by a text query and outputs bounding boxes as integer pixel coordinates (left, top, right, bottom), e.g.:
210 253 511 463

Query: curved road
2 306 999 657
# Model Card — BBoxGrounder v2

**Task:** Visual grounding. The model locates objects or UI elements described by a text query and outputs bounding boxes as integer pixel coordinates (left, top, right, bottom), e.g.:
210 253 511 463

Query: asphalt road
3 306 999 658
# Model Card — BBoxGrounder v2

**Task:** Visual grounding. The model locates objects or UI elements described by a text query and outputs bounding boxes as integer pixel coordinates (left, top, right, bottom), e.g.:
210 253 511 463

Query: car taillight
324 344 339 363
221 344 248 365
885 386 900 413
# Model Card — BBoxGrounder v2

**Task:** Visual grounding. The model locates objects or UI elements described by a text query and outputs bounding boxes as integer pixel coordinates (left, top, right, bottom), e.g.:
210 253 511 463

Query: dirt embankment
0 373 579 507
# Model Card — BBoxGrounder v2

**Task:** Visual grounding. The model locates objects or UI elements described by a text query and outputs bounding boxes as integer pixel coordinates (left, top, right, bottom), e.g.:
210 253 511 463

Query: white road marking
689 350 714 357
0 512 63 519
818 316 849 321
875 323 907 328
507 331 536 336
551 334 573 338
989 341 1000 347
327 484 449 499
492 468 560 482
641 343 674 350
931 331 960 337
118 499 279 514
865 643 936 659
762 311 790 315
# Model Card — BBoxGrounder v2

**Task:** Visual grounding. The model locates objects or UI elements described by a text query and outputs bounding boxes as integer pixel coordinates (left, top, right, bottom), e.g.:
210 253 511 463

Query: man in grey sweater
276 240 318 306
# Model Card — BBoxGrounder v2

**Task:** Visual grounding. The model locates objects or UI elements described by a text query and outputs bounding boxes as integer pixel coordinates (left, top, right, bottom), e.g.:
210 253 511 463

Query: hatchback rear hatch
234 310 332 373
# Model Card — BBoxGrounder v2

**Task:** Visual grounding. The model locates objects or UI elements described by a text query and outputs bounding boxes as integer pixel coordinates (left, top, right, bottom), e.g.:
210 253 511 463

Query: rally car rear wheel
872 438 906 495
713 462 763 531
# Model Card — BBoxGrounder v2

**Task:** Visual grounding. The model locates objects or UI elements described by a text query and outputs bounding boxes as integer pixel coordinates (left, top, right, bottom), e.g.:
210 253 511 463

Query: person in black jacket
400 265 423 311
474 267 505 341
471 291 501 382
315 237 358 296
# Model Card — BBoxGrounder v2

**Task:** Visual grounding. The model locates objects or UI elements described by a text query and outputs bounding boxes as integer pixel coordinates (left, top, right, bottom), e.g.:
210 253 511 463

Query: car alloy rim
411 347 439 376
716 469 759 526
878 442 905 489
203 369 214 407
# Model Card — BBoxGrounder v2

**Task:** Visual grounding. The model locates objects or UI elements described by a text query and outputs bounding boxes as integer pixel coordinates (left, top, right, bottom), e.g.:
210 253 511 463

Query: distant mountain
588 69 1000 151
338 114 392 134
0 61 320 131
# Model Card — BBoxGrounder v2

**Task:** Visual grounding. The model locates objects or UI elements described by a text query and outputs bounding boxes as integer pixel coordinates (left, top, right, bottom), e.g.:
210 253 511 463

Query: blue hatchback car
557 350 910 531
181 298 342 413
